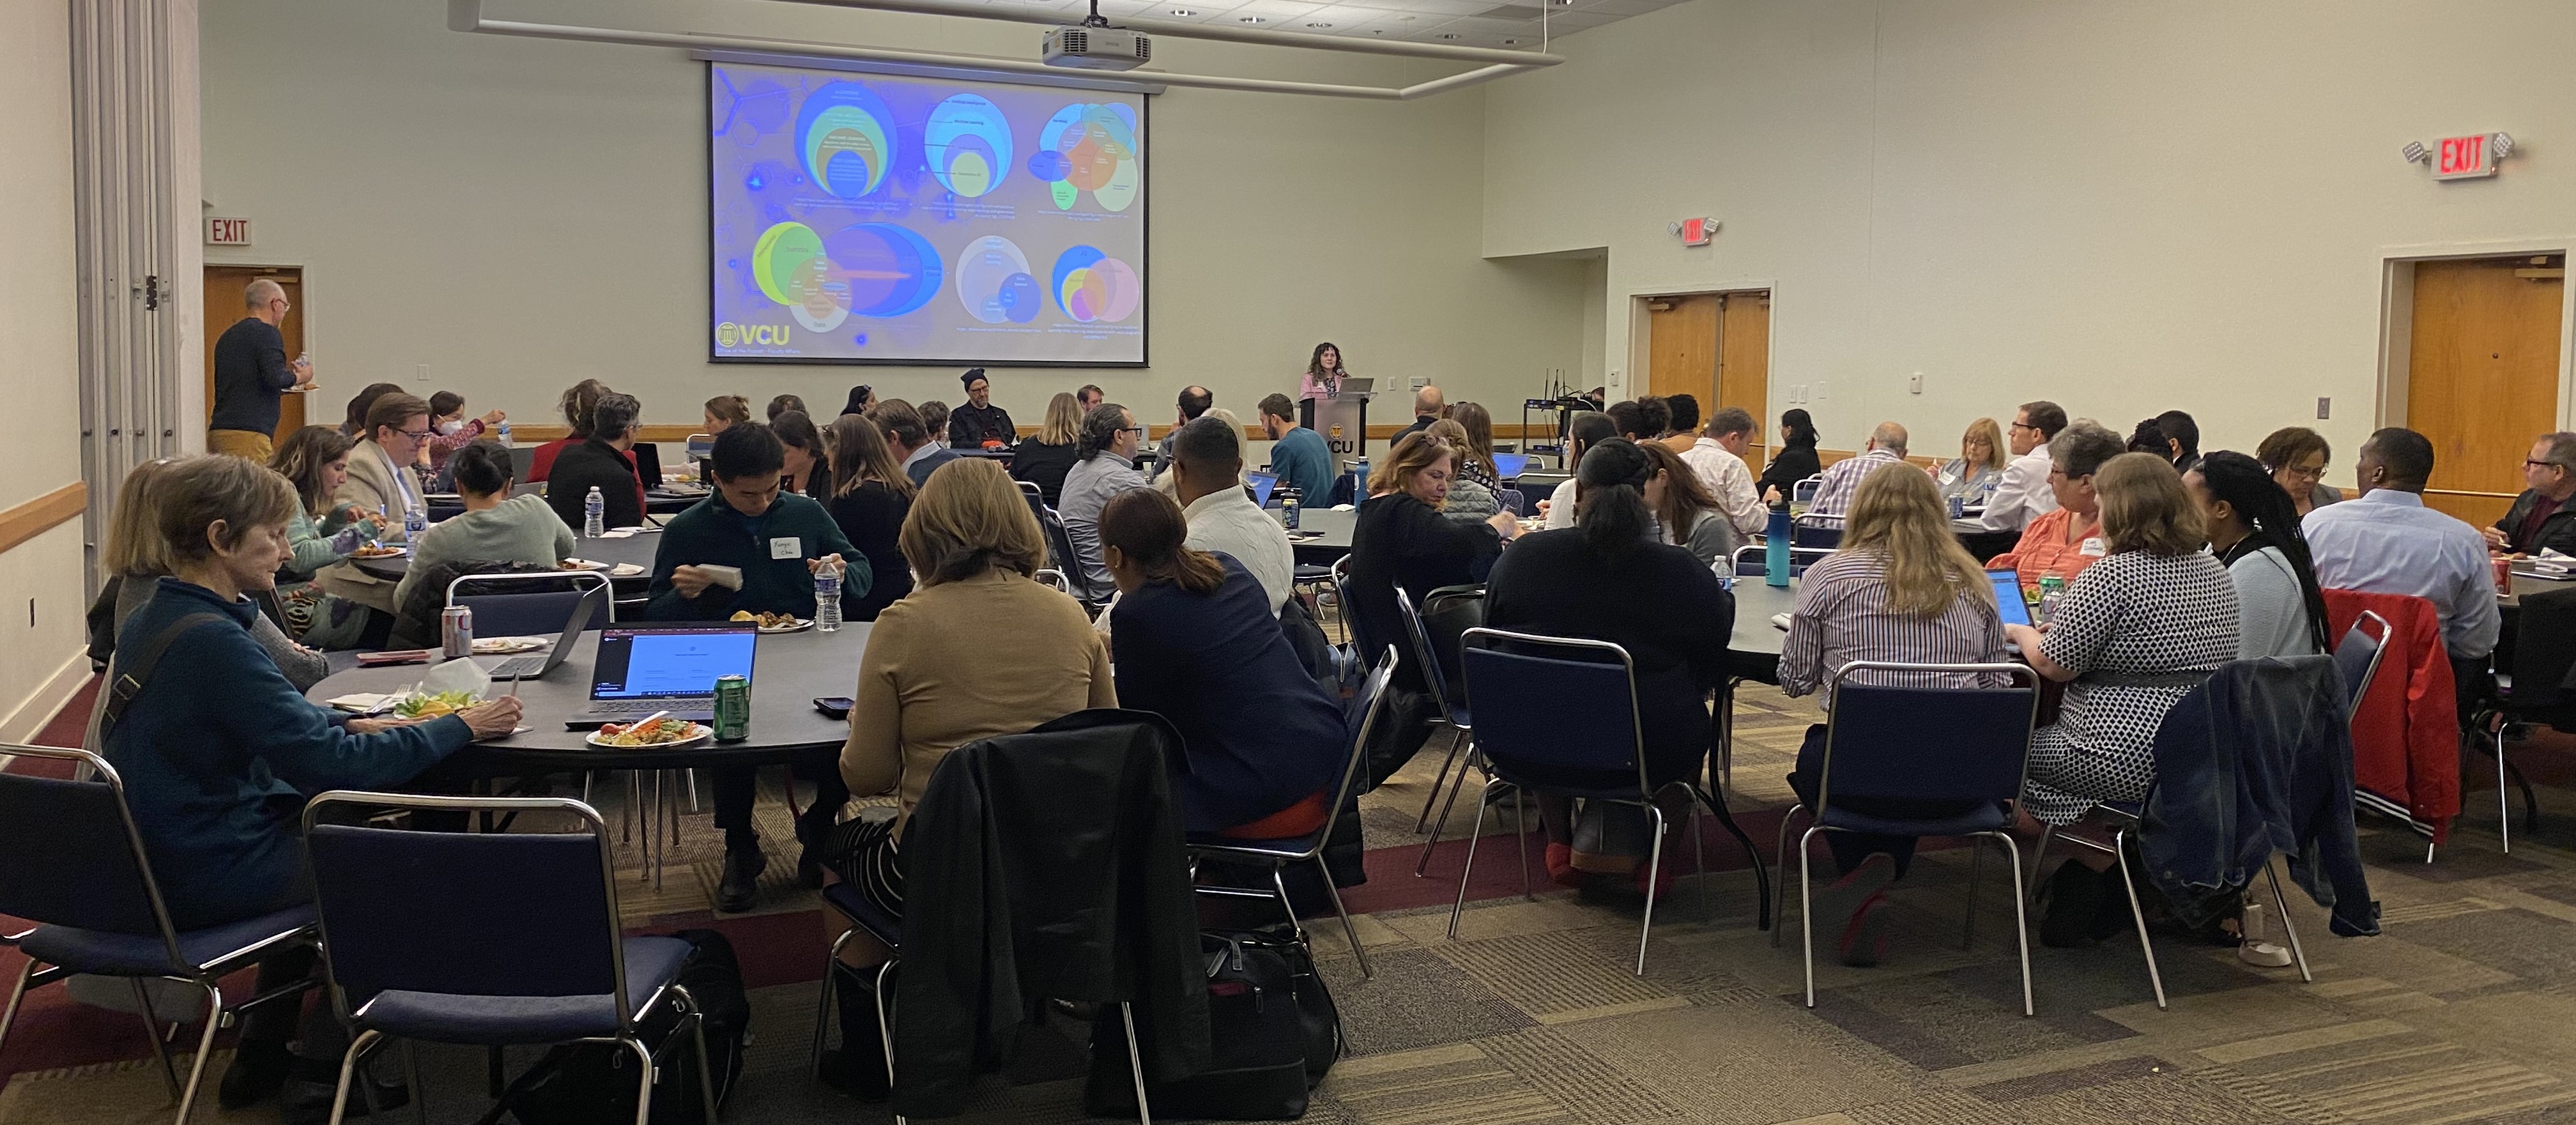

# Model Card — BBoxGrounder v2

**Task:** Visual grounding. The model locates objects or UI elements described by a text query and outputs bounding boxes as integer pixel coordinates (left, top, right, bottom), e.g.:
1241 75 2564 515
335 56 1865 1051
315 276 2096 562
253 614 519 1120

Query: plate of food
349 544 408 559
471 636 546 655
390 690 480 719
730 610 812 633
586 716 714 749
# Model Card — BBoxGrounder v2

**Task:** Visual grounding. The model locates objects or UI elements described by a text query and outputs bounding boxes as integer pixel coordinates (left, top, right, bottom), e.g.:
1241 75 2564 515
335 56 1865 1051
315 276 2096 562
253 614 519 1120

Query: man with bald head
207 278 314 459
1804 420 1911 519
1393 384 1445 445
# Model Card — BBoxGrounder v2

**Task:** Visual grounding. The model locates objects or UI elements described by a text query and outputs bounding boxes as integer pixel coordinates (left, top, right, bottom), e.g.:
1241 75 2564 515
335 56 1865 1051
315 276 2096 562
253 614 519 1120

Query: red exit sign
205 217 252 245
2435 134 2499 180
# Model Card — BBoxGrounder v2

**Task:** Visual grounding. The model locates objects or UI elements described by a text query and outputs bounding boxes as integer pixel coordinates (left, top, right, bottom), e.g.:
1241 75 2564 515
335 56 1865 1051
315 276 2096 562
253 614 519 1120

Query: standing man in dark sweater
208 278 314 460
946 367 1016 448
647 422 870 910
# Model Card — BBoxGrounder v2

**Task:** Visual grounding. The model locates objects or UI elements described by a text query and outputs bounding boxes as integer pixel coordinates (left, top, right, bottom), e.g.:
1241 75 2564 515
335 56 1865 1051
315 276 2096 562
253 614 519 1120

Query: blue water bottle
1765 505 1792 588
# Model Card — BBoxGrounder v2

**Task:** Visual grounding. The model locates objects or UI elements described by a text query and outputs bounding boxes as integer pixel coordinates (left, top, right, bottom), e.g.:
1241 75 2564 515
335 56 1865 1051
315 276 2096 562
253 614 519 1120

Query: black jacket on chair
892 710 1210 1119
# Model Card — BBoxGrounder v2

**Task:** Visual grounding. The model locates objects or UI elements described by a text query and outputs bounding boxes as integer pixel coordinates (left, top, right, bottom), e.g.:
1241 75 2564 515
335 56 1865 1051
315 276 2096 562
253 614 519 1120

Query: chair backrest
1458 629 1649 793
1297 649 1399 855
1396 585 1482 723
1791 475 1825 505
302 794 631 1022
448 571 613 635
1038 506 1107 606
1496 487 1528 517
1032 568 1073 595
1330 554 1377 668
0 746 185 963
507 444 537 483
2509 588 2576 712
1789 516 1844 549
1730 543 1832 578
2331 609 2390 719
1816 661 2039 807
1016 480 1046 524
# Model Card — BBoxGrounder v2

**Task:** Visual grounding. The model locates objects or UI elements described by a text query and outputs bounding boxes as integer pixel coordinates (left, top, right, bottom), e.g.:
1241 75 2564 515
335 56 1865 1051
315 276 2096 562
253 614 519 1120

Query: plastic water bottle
583 486 604 539
1765 505 1792 588
402 503 427 542
814 560 843 634
496 418 514 448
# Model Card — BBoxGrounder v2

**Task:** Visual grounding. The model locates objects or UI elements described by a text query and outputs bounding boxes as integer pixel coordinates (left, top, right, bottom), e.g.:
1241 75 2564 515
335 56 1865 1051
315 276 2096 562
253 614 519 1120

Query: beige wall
0 0 93 739
1484 0 2576 463
200 0 1588 438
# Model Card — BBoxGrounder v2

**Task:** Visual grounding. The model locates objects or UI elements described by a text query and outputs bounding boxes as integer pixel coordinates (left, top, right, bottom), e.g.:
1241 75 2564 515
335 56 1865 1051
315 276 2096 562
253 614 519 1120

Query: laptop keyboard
487 655 546 678
586 698 706 713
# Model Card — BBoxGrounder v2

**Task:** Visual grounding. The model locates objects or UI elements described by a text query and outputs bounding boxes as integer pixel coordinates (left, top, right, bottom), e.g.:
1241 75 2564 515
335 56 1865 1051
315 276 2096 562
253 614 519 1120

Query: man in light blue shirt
2303 427 2499 663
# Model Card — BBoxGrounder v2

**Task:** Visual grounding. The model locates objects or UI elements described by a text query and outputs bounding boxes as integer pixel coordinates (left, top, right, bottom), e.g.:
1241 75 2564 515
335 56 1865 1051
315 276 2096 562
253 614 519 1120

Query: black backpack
506 930 749 1125
1084 926 1342 1121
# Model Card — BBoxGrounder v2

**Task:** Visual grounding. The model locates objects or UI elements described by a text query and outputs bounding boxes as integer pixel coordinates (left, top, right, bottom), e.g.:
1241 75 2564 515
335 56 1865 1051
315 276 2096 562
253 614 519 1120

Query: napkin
418 655 493 700
326 693 396 714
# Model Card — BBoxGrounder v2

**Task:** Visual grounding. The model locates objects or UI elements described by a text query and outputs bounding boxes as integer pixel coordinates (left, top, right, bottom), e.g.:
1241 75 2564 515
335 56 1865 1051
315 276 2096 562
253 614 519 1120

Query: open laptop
484 583 609 681
1245 470 1279 507
1335 377 1374 397
572 624 758 725
1991 571 2034 627
1490 452 1530 480
629 441 663 493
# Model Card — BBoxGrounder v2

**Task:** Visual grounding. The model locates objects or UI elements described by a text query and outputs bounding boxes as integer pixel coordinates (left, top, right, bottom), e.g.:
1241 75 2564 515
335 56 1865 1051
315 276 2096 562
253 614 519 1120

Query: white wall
1483 0 2576 461
200 0 1587 434
0 0 92 738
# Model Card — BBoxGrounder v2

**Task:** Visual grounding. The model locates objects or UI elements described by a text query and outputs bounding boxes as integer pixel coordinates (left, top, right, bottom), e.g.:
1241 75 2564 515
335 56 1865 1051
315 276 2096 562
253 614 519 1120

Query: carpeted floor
8 676 2576 1124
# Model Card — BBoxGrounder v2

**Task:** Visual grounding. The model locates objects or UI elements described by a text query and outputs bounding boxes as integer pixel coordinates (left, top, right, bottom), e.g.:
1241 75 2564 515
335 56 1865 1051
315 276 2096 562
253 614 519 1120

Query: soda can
713 675 751 742
440 606 474 661
2495 556 2514 592
1281 488 1301 530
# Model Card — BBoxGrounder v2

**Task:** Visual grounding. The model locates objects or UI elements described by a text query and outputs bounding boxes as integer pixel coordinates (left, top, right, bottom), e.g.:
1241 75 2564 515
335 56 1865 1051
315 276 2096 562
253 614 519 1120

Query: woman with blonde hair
837 457 1114 916
2003 453 2239 945
1778 461 2012 965
825 413 916 621
1938 418 2009 508
1423 418 1501 524
86 457 328 708
703 394 751 434
1348 432 1521 693
1009 391 1085 506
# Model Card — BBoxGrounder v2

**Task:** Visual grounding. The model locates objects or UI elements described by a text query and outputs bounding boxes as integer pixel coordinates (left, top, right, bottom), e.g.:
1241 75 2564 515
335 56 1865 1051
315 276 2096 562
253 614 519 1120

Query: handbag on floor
1084 926 1342 1120
508 929 749 1125
1570 797 1652 875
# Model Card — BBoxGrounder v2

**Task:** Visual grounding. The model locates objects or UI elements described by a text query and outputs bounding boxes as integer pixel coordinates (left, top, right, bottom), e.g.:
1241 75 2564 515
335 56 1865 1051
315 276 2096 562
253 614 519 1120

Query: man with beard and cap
947 367 1016 448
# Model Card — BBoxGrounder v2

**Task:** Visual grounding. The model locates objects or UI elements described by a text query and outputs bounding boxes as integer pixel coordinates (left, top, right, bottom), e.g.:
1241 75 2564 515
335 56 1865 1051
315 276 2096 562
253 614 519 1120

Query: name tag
770 536 803 560
2079 537 2107 558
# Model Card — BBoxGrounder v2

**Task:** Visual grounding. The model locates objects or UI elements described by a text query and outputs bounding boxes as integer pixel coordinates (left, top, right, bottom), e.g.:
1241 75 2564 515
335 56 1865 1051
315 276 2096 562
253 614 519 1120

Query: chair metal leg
1118 1002 1154 1125
624 772 637 846
401 1041 428 1125
1414 742 1480 877
1717 679 1737 797
672 985 721 1124
2497 726 2513 853
811 927 859 1076
0 959 30 1064
2110 829 2166 1010
1412 727 1466 833
2263 860 2313 983
2025 824 2056 904
1313 855 1372 979
1694 784 1769 931
1691 801 1710 921
1963 839 1984 951
621 1036 657 1125
871 961 899 1087
1770 805 1807 949
129 979 182 1102
1514 788 1533 903
323 1027 383 1125
171 981 224 1125
1271 868 1308 945
1797 826 1820 1007
1636 804 1668 977
687 768 702 815
1981 833 2035 1016
1446 778 1499 938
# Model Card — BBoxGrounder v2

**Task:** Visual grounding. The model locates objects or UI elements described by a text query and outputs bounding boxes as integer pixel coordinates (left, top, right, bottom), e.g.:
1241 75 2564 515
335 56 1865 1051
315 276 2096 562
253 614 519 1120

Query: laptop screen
590 627 758 700
1245 471 1278 507
1990 572 2033 627
1490 452 1530 480
629 441 663 493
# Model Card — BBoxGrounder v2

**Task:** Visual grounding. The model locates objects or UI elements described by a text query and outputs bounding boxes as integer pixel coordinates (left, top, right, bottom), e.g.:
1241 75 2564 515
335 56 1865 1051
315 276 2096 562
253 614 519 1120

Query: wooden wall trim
516 421 1572 445
0 482 87 557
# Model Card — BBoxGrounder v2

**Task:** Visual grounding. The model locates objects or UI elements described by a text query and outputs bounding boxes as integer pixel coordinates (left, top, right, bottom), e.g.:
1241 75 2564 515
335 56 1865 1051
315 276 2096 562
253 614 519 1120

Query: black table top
351 532 666 581
305 624 871 773
2502 569 2571 610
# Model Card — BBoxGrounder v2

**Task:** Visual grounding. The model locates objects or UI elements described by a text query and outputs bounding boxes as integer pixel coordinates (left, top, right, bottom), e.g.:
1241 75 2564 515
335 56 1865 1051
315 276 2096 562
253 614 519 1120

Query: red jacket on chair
2324 589 2460 841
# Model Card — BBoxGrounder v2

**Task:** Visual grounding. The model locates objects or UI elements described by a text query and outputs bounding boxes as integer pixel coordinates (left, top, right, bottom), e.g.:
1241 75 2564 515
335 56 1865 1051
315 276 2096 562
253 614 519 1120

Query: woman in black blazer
1009 392 1084 507
1482 438 1736 899
1756 407 1823 503
823 415 916 620
1346 434 1523 693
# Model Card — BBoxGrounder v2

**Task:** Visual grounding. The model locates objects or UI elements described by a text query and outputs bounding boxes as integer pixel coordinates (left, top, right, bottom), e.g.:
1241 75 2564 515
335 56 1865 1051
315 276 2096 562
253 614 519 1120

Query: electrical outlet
2316 397 2331 420
1814 380 1828 401
415 363 429 383
1909 371 1924 395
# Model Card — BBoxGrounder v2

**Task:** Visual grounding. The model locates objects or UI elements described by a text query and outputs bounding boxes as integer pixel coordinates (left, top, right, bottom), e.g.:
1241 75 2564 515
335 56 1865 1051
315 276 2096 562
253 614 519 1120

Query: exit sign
205 217 252 245
2435 134 2501 180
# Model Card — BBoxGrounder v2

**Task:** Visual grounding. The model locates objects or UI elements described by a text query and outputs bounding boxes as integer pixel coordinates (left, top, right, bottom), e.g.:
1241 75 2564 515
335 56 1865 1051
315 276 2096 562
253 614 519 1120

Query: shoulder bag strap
98 612 230 744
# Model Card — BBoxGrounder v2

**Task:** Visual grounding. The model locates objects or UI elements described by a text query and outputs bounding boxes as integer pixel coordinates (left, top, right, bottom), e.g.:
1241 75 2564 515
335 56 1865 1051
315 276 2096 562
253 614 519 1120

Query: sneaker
2040 859 2108 948
2238 940 2294 968
1839 892 1894 968
1807 853 1897 960
217 1039 294 1109
717 844 768 913
1543 842 1583 887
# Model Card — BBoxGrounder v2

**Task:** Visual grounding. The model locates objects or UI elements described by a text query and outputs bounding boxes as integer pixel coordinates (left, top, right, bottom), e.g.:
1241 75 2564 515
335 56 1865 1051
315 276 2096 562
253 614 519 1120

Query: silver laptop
1335 377 1374 397
573 625 759 725
484 583 608 681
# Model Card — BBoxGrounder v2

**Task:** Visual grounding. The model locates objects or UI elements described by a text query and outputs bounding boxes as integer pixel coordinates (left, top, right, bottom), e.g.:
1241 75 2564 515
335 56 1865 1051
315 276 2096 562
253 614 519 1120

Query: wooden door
203 265 307 441
1719 290 1770 464
1646 293 1719 414
2407 256 2564 526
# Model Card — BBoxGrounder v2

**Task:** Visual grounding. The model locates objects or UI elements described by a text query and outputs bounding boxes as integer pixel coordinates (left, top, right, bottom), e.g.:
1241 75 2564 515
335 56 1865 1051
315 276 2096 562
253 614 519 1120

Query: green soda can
713 675 751 743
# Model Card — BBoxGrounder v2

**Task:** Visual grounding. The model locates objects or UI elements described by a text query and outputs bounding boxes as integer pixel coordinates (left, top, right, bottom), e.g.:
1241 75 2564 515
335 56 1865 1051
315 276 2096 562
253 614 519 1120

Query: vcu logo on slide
716 323 792 348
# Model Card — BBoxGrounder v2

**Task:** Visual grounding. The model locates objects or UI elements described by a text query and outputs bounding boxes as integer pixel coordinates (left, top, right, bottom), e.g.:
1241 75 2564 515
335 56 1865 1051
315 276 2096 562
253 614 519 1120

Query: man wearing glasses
1977 400 2067 535
2488 432 2576 556
206 279 316 461
1059 402 1149 599
315 392 435 619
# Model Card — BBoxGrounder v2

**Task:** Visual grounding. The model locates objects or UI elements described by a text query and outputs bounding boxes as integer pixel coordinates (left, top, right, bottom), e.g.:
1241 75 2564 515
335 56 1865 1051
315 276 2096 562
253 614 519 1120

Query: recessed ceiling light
1238 14 1266 21
1437 31 1460 38
1368 28 1384 33
1501 37 1517 43
1304 20 1331 27
1169 6 1195 13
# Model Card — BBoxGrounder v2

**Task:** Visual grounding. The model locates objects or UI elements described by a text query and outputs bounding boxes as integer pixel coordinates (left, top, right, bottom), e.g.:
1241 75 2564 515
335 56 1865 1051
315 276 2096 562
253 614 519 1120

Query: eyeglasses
2527 459 2565 472
1121 426 1147 436
395 428 433 441
2009 422 2039 433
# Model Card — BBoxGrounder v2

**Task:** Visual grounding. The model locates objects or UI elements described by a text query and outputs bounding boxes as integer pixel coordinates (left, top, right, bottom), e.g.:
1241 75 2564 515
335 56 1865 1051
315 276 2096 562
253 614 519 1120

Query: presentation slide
709 61 1147 366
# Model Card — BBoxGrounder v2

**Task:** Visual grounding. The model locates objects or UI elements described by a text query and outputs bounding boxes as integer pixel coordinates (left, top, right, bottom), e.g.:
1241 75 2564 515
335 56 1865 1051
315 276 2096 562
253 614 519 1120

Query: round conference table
349 530 666 583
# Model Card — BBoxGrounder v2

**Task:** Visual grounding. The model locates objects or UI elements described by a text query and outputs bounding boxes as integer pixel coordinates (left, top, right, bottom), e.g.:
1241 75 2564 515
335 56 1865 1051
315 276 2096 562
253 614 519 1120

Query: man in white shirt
1682 406 1768 540
2304 426 2499 670
1979 400 2066 533
1167 417 1294 613
1804 422 1910 519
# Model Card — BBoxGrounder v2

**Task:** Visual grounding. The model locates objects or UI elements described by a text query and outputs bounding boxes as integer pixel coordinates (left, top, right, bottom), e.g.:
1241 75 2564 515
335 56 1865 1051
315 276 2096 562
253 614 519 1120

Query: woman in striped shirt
1780 461 2012 967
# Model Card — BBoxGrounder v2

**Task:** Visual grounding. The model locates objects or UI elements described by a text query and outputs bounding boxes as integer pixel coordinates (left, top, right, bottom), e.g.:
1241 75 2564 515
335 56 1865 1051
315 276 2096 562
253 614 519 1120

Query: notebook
574 625 758 725
1991 571 2033 627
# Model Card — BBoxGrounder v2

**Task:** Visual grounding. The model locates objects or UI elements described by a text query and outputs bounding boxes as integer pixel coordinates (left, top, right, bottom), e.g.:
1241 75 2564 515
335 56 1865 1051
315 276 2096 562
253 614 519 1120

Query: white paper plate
585 722 714 750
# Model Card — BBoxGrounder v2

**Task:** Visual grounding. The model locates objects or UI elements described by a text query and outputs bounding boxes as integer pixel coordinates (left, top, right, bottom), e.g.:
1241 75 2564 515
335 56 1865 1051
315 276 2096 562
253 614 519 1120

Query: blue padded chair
1770 662 2040 1014
1729 544 1833 579
1496 487 1528 517
1188 649 1395 979
1788 514 1844 549
1790 475 1825 507
1397 585 1487 875
445 570 613 636
1039 505 1112 610
1455 629 1768 976
300 792 718 1125
1328 555 1376 670
0 746 320 1125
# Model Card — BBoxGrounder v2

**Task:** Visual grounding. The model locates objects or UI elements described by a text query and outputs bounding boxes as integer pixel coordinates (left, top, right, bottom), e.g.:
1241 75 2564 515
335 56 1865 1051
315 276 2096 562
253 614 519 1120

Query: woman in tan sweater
837 457 1116 915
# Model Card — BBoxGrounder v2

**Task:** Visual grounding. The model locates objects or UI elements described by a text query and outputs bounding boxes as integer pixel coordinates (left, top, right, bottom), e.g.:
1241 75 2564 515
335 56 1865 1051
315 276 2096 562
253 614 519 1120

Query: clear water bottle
496 418 514 448
1280 487 1301 530
813 560 843 633
583 486 604 539
402 503 427 542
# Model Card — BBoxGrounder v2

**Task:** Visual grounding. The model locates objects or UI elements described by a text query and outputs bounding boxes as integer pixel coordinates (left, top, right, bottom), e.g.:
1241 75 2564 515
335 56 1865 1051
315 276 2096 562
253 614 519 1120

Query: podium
1300 390 1374 476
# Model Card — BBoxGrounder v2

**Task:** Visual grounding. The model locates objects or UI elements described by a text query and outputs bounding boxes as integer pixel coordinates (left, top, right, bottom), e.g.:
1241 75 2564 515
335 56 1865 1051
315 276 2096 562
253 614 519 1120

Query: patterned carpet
7 681 2576 1124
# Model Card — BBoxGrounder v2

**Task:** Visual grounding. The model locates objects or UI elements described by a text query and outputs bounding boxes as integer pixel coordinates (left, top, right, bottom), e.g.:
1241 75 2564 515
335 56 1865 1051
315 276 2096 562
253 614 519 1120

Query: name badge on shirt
2079 537 2107 558
770 536 803 560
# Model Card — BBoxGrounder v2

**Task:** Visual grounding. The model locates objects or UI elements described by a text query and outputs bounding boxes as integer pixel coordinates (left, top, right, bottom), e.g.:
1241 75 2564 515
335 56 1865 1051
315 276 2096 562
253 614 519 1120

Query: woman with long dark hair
1298 341 1352 401
1482 438 1736 899
2187 450 2331 657
1758 407 1823 503
825 413 916 621
772 409 826 496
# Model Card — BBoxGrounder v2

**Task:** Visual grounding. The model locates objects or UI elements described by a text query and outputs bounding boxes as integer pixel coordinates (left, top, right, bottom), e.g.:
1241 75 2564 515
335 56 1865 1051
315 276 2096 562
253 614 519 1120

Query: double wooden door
2407 256 2564 527
1647 290 1769 461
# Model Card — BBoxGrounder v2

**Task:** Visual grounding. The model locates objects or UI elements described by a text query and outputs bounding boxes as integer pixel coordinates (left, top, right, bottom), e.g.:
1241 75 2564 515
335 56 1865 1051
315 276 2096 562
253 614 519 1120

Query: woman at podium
1298 342 1352 400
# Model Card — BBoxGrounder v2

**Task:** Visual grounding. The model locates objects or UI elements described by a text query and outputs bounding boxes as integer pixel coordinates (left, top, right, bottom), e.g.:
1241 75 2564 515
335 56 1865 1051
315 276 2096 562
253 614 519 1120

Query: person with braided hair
2186 450 2331 658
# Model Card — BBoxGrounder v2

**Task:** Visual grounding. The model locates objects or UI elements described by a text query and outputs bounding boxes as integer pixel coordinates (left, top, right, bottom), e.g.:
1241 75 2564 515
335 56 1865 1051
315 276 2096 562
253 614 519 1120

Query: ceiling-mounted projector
1043 24 1151 70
